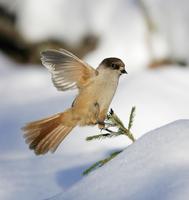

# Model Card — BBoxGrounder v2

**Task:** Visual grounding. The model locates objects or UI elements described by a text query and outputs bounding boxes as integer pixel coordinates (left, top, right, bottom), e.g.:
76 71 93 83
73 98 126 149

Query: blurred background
0 0 189 200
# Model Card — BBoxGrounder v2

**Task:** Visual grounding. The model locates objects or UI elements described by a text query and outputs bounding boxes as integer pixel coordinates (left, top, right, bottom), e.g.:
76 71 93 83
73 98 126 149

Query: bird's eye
112 64 119 70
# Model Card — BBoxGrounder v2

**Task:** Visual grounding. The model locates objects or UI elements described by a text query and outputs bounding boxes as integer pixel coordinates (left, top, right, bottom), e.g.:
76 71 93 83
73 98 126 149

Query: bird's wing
41 49 98 91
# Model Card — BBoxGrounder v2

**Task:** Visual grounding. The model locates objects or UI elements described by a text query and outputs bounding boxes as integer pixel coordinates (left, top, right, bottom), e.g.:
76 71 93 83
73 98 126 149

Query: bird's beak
121 69 128 74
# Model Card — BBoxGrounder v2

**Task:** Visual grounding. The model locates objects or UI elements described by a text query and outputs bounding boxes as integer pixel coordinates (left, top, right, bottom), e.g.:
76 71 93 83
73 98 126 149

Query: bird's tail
22 109 76 155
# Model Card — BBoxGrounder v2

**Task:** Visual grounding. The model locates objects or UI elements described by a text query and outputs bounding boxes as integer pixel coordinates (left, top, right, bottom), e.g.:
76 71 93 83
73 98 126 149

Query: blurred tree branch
0 6 99 65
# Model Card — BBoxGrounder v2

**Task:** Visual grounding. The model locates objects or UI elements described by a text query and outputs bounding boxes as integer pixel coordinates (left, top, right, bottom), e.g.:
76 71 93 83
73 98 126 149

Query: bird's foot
98 121 105 130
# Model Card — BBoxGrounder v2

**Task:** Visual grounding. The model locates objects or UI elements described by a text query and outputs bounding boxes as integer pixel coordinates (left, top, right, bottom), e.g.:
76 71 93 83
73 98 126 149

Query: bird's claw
98 121 105 130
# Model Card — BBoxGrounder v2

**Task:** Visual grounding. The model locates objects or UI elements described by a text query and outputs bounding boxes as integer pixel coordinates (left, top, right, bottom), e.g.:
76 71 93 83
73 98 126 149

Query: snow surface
0 52 189 200
54 120 189 200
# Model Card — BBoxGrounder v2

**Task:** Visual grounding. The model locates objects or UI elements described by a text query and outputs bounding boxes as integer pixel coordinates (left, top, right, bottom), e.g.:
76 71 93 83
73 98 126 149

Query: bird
22 49 127 155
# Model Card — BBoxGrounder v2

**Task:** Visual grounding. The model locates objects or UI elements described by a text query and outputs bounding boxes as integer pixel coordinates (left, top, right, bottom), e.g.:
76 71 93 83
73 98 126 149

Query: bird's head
98 57 127 76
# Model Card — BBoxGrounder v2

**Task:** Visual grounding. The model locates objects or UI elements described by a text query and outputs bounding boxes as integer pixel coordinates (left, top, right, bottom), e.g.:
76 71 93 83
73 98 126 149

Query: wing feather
41 49 98 91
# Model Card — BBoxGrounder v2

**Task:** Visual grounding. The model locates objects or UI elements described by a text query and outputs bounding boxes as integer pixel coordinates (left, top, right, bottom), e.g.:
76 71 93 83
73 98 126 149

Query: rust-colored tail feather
22 112 75 155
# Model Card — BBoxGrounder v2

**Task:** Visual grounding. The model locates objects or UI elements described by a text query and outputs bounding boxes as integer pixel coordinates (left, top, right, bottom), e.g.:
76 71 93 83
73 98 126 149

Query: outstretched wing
41 49 98 91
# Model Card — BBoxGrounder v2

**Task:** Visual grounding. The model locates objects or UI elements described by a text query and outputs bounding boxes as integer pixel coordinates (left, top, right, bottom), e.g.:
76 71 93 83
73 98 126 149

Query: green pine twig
110 107 136 142
86 107 136 143
83 106 136 175
83 151 122 175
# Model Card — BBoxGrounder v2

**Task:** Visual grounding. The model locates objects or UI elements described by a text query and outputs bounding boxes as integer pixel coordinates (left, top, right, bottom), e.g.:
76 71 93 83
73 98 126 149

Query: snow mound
54 120 189 200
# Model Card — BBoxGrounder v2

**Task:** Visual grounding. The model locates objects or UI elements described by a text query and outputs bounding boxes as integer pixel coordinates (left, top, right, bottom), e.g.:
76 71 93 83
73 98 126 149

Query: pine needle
86 131 123 141
86 133 112 141
83 151 122 175
128 106 136 131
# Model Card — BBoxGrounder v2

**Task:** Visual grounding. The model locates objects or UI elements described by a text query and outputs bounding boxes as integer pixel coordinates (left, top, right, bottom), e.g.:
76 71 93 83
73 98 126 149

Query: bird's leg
97 108 108 129
98 121 106 130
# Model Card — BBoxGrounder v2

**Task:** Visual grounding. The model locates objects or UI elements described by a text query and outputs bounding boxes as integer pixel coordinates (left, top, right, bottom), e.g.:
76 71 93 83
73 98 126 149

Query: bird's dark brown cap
101 57 124 67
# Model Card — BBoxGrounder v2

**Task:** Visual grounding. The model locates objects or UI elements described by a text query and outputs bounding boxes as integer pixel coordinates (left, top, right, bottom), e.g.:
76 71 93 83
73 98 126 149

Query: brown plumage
22 110 75 154
22 49 127 155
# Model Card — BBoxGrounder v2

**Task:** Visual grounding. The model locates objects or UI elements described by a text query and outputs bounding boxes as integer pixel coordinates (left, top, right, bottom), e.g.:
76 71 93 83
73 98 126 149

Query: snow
54 120 189 200
0 52 189 200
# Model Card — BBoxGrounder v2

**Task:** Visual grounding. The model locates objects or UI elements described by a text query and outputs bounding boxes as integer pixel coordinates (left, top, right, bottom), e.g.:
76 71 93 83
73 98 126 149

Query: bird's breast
73 73 119 115
93 74 119 109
